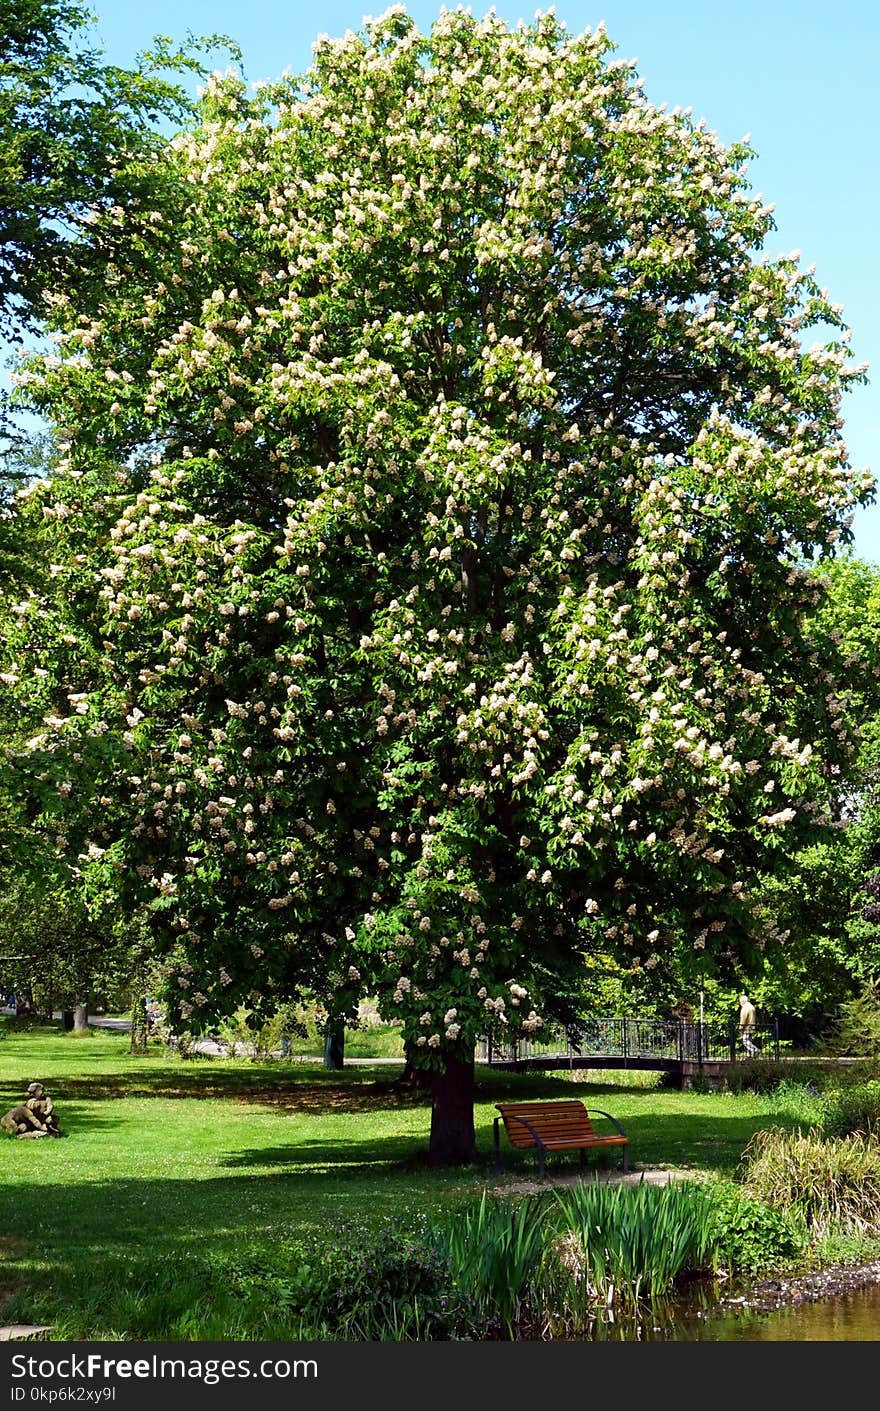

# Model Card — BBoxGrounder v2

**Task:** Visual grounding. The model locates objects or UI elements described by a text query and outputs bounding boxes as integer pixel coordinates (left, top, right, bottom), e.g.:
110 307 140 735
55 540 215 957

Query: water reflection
579 1282 880 1341
674 1285 880 1341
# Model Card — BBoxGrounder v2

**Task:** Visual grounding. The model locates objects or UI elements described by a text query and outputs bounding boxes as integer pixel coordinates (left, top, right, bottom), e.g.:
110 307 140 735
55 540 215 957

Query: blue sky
54 1 880 560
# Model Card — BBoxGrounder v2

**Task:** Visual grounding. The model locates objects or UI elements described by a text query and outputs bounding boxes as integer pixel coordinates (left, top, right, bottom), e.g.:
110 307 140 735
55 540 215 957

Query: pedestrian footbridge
476 1017 780 1085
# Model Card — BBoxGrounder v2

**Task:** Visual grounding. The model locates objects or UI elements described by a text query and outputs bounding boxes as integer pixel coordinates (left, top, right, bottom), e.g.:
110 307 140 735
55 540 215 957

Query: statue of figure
1 1082 63 1138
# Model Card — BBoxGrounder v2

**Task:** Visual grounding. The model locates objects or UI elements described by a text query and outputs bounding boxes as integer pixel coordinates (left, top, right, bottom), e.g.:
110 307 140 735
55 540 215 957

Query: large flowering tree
2 8 871 1162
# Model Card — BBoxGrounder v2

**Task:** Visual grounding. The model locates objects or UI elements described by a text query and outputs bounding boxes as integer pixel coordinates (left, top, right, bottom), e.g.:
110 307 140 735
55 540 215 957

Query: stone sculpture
1 1082 64 1138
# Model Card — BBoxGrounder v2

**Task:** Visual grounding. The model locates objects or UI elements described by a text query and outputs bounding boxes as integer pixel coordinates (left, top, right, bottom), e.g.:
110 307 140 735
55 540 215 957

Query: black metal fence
477 1016 780 1067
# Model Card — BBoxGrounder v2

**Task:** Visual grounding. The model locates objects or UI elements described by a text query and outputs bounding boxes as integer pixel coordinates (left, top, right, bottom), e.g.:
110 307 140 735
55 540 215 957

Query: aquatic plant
549 1178 715 1308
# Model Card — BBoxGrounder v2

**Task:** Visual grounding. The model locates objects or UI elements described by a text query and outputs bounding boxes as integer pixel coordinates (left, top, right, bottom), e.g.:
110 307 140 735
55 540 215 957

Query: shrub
684 1071 715 1095
722 1060 880 1096
214 1004 288 1060
824 982 880 1058
722 1058 790 1094
758 1078 822 1128
820 1081 880 1139
740 1126 880 1236
220 1215 454 1339
704 1179 804 1272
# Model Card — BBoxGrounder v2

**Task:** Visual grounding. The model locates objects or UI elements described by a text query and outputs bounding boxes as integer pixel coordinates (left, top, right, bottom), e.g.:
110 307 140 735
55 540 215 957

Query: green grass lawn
0 1018 818 1339
287 1022 406 1059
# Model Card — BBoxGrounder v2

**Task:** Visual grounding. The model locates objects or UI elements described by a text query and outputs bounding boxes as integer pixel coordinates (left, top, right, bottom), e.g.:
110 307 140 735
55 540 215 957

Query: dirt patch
0 1238 29 1258
490 1165 692 1196
240 1081 426 1114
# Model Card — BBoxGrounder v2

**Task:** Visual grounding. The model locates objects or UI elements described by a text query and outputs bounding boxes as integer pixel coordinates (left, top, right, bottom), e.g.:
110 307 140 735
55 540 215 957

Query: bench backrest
496 1100 595 1149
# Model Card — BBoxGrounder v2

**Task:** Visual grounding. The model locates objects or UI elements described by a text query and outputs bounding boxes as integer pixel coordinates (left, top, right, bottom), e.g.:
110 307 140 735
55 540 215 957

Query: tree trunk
72 1002 89 1034
322 1017 345 1070
396 1037 432 1091
428 1051 476 1166
397 1059 432 1091
129 996 148 1055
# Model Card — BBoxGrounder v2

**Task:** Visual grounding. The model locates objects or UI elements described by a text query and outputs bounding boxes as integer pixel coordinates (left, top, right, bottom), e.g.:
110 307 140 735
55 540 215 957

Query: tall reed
443 1192 547 1336
548 1179 715 1311
740 1126 880 1236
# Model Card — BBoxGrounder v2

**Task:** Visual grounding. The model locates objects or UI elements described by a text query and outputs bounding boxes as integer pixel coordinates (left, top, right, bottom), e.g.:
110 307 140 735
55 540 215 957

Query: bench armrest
586 1108 627 1139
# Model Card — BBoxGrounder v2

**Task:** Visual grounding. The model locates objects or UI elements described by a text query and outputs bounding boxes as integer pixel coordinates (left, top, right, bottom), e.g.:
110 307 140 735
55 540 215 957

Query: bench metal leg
537 1142 546 1180
493 1118 501 1173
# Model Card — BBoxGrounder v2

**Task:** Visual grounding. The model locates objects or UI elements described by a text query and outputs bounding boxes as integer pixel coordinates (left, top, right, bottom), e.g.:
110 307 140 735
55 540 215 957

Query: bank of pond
17 1148 866 1342
257 1156 880 1341
183 1078 880 1341
67 1164 876 1341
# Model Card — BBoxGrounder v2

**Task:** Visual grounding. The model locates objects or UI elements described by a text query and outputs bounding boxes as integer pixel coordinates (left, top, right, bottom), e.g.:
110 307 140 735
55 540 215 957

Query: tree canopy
2 7 873 1161
0 0 231 334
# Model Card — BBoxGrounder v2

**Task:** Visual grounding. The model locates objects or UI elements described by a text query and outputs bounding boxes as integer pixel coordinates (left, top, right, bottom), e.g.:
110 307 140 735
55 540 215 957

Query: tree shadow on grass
43 1104 124 1136
0 1103 787 1256
0 1149 488 1262
35 1070 426 1109
0 1156 496 1337
220 1139 452 1174
216 1103 782 1184
44 1077 429 1116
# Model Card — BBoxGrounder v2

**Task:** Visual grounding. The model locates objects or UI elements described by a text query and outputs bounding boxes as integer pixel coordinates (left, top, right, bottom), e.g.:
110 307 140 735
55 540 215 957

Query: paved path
493 1166 689 1195
79 1014 130 1031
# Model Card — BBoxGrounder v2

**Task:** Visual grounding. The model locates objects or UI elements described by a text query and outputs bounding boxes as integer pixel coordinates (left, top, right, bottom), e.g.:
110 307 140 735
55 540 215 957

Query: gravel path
490 1165 691 1195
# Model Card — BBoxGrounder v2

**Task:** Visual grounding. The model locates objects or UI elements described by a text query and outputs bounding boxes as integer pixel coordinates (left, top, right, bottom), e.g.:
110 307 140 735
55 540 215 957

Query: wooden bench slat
494 1098 628 1178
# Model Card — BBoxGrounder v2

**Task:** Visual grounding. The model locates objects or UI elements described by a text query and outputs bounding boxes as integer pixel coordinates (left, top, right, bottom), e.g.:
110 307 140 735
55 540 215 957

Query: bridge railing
477 1017 780 1066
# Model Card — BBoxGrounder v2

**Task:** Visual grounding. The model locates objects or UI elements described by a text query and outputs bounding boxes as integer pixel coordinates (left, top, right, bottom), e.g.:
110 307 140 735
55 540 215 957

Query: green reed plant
740 1126 880 1237
549 1179 715 1311
443 1192 547 1337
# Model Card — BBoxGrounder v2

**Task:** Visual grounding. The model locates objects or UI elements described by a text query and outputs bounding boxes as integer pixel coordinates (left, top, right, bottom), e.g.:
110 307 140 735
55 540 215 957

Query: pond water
675 1284 880 1341
584 1281 880 1340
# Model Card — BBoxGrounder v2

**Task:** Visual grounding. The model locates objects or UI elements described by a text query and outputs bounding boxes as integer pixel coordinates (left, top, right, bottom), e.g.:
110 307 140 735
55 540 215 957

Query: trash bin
62 1010 75 1031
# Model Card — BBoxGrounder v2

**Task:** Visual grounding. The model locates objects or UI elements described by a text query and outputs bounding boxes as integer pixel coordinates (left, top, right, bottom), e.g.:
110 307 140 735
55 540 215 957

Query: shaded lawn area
0 1020 812 1335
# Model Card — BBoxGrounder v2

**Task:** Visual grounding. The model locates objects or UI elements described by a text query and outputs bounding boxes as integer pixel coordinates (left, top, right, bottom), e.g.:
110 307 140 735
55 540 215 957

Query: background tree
818 561 880 990
0 0 235 337
1 9 872 1162
0 876 132 1028
742 559 880 1041
824 979 880 1058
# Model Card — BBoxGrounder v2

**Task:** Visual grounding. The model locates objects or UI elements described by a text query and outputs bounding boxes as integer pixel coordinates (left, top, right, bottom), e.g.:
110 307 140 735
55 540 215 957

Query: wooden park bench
494 1099 629 1179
